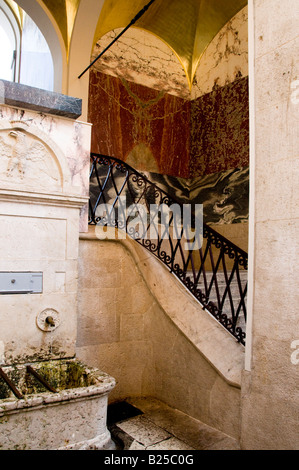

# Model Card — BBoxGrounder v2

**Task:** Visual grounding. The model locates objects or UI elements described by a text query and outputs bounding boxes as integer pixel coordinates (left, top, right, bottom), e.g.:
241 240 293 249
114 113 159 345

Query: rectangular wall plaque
0 272 43 294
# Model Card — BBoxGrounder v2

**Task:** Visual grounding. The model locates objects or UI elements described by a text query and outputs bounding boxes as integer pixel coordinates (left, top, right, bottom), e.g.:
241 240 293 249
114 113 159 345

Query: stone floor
107 397 240 451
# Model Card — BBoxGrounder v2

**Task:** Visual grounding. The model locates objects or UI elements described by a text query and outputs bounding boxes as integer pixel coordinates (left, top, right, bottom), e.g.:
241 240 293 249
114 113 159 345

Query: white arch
68 0 106 121
15 0 67 94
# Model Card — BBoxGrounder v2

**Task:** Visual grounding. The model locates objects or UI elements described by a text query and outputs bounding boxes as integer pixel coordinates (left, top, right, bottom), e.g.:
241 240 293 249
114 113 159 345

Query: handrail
0 367 23 399
89 153 248 345
0 365 58 400
26 366 58 393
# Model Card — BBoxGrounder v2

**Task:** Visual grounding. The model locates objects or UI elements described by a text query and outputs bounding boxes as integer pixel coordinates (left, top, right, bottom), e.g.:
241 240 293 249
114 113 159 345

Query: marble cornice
0 81 82 120
0 187 89 209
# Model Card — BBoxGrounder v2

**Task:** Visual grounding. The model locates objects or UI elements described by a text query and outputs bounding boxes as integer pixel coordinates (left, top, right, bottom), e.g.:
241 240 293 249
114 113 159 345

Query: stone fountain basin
0 359 116 450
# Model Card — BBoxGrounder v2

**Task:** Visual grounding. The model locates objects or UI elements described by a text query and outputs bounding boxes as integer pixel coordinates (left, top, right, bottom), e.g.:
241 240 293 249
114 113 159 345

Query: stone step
108 397 241 451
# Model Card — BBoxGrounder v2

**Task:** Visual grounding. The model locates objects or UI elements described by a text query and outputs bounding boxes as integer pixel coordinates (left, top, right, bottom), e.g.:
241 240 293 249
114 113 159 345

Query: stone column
241 0 299 449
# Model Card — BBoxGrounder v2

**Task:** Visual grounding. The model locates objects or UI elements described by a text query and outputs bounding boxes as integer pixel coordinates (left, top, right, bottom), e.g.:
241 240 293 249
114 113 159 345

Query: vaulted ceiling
38 0 247 87
40 0 80 54
95 0 247 88
5 0 247 83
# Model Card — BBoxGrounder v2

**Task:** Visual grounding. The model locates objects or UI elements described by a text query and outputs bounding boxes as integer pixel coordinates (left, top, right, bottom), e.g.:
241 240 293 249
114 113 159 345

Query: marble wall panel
90 163 249 226
92 28 189 100
191 7 248 99
88 71 249 180
88 71 191 178
190 76 249 177
88 74 249 225
147 166 249 225
188 167 249 225
88 69 249 225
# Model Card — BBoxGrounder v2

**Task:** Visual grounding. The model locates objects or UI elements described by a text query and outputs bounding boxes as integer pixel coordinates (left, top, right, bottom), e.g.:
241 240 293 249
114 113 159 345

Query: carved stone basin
0 359 116 450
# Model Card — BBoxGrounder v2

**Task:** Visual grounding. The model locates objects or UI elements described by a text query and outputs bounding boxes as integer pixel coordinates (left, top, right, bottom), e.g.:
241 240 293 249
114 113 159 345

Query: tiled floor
107 397 240 451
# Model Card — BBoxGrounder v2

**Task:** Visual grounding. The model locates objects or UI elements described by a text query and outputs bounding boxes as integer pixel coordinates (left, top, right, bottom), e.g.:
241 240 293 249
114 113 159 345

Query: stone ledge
0 80 82 119
0 187 89 209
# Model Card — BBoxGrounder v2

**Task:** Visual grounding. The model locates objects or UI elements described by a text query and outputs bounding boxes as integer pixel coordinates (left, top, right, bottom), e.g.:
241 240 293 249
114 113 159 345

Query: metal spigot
45 316 55 327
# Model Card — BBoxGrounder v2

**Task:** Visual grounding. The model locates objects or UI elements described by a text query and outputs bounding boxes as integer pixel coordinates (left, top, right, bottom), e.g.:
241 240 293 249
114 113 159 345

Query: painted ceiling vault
41 0 80 56
38 0 247 86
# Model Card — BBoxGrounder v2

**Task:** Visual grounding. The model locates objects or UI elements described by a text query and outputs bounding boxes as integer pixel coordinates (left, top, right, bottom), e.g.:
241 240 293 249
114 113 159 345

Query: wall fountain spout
45 316 55 327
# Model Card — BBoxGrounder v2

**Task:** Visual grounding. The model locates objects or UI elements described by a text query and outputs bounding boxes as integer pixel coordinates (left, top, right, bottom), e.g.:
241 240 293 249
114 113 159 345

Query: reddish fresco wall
88 71 249 179
88 70 191 178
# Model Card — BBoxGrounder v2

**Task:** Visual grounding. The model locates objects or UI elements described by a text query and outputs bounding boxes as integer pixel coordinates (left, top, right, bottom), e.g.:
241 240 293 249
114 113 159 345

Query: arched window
19 11 54 91
0 0 54 91
0 1 21 82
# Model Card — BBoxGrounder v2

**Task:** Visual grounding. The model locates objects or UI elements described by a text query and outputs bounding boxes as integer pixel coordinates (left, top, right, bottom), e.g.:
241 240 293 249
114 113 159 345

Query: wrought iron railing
89 153 248 345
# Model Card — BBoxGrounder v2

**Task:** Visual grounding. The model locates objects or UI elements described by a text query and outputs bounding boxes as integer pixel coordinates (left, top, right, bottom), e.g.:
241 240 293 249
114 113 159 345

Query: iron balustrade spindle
89 153 248 345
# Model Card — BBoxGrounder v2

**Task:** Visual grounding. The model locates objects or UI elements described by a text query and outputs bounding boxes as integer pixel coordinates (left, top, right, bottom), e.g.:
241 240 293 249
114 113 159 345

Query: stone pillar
0 81 91 364
241 0 299 449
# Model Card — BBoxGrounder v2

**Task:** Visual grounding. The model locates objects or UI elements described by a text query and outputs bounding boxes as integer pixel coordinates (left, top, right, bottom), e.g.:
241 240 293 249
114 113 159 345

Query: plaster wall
241 0 299 450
